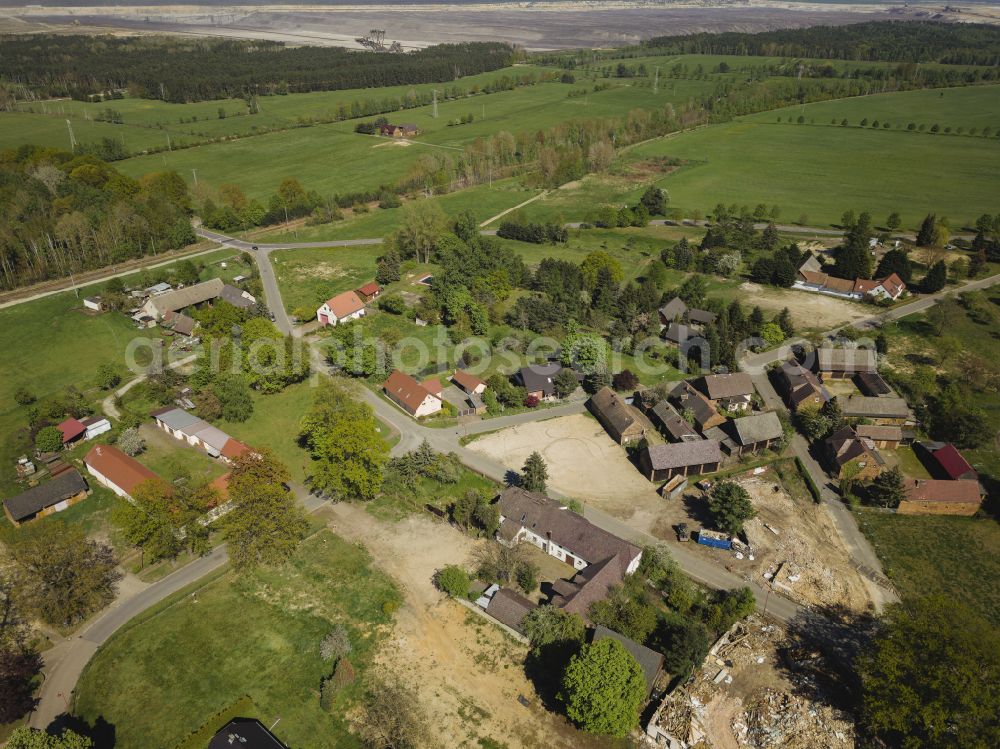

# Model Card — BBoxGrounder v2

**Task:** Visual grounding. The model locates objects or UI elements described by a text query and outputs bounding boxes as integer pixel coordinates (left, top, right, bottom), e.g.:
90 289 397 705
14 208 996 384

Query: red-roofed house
383 370 442 418
316 290 366 326
355 282 382 303
451 369 487 395
57 418 86 444
898 478 983 516
220 438 250 463
421 377 444 399
83 444 160 500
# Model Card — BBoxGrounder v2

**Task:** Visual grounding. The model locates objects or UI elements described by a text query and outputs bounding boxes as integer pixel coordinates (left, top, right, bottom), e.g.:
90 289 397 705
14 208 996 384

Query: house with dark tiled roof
776 361 827 411
383 369 442 418
209 718 287 749
588 387 646 445
727 411 784 456
219 283 256 310
649 400 701 443
669 381 726 432
515 362 565 401
898 478 983 516
825 426 885 481
695 373 755 412
658 297 687 325
639 440 722 482
854 371 893 397
3 469 89 526
840 395 913 425
484 588 537 635
815 347 877 379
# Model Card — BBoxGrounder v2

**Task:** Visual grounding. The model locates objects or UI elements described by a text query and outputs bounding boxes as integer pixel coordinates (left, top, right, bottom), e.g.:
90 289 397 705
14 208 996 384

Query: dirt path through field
321 504 602 749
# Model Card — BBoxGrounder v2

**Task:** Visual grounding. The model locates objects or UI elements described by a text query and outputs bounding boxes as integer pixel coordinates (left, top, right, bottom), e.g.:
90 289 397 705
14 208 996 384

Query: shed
3 469 89 526
484 588 536 635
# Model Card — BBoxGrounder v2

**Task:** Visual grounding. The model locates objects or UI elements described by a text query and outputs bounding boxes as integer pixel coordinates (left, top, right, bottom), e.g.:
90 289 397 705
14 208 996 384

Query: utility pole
66 119 77 151
653 66 660 94
191 168 198 186
159 82 166 100
166 132 172 151
432 89 439 119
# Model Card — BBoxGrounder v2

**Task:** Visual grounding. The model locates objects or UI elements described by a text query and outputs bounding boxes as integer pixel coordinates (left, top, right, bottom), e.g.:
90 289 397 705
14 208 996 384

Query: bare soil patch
321 503 603 748
372 139 413 148
739 286 870 331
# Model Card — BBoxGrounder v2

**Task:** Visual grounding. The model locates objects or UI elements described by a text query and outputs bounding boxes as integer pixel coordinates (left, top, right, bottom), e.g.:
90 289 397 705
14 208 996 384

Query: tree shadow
681 493 713 526
504 469 521 487
50 714 117 749
904 352 936 366
777 603 878 713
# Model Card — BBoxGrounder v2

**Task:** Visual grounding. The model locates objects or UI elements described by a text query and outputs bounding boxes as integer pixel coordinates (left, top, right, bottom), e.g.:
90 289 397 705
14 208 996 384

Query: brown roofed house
855 425 903 449
669 381 726 432
825 426 884 481
451 369 487 395
355 282 382 303
815 347 877 379
383 369 442 418
484 588 537 635
696 373 755 412
650 400 701 443
588 387 646 445
898 478 983 516
777 361 827 411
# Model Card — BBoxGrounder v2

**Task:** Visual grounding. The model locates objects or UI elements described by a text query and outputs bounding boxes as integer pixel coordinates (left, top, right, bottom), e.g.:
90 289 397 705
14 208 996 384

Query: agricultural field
74 529 401 749
627 85 1000 230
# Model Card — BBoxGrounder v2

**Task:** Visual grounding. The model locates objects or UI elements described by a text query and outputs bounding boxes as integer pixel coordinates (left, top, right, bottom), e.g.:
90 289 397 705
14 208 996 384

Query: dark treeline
640 21 1000 66
0 146 194 290
0 36 514 102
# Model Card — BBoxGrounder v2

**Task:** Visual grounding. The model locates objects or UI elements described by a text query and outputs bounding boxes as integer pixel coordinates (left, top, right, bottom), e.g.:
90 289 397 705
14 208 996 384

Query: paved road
31 488 329 731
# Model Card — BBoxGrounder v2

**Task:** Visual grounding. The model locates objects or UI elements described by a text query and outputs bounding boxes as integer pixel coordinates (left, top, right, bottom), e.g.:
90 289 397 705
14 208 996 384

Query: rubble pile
733 688 853 749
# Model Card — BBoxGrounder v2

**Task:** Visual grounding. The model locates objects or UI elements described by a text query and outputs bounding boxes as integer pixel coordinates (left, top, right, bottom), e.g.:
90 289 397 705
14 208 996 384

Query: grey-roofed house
588 387 646 445
592 625 664 696
484 588 536 635
669 381 726 432
658 297 688 325
497 487 641 573
650 400 701 443
799 253 822 274
219 283 257 309
815 347 877 379
662 322 693 346
151 406 204 437
839 395 913 425
687 308 717 326
515 362 565 401
164 310 197 337
550 553 636 620
141 277 225 321
639 440 722 482
730 411 784 455
854 371 893 397
777 361 827 411
3 469 89 526
189 423 232 456
696 373 755 411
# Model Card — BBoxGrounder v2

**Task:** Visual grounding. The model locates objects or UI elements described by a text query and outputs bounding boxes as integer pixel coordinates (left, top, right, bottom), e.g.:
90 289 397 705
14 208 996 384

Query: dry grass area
322 503 606 749
649 615 855 749
732 475 871 612
467 413 663 519
737 282 870 332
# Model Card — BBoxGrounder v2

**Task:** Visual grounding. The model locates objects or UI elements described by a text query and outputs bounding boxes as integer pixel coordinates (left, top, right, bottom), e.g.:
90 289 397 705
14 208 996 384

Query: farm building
776 361 827 411
163 310 198 337
898 478 983 516
484 588 536 635
639 440 722 482
84 444 159 501
3 469 89 526
855 424 903 449
814 347 877 379
854 371 893 397
57 417 87 445
141 278 225 321
80 416 112 440
592 625 664 697
219 283 257 310
728 411 784 456
840 395 913 425
382 369 442 418
379 123 420 137
151 407 248 461
794 268 905 301
316 290 366 326
83 296 104 311
915 441 978 481
669 381 726 432
588 387 647 445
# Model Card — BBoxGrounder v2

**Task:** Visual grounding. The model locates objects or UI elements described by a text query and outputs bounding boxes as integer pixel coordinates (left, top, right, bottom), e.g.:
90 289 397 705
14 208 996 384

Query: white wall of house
85 464 131 500
513 526 589 570
413 395 442 418
316 303 365 326
84 420 111 440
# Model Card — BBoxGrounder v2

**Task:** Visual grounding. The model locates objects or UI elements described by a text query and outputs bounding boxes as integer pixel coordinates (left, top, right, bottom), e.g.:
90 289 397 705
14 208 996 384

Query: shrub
34 426 63 453
320 624 353 662
378 192 402 209
117 427 146 457
434 565 470 598
524 394 540 408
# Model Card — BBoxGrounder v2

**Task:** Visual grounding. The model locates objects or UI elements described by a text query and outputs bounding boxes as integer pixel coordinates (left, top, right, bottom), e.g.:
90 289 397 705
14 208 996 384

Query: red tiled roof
452 369 486 393
57 418 86 443
356 282 381 297
220 438 249 460
323 290 365 319
904 478 982 504
383 370 439 414
932 444 977 481
84 444 160 497
421 377 443 398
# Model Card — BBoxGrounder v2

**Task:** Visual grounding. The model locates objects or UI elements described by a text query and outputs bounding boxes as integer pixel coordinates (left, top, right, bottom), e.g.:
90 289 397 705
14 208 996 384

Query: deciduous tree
559 638 646 737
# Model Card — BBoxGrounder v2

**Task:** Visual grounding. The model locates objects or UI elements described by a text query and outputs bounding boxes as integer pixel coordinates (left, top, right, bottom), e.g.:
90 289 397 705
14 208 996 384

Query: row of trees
1 37 515 103
0 147 195 290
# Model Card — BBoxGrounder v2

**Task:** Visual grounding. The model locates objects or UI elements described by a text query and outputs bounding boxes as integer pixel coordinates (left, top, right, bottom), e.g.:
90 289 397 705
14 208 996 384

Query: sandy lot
467 413 662 518
321 503 605 749
738 282 870 332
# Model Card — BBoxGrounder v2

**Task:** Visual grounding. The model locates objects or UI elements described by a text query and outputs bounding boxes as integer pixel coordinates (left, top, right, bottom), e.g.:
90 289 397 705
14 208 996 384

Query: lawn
626 89 1000 230
271 245 384 315
138 426 228 486
858 511 1000 622
73 529 401 749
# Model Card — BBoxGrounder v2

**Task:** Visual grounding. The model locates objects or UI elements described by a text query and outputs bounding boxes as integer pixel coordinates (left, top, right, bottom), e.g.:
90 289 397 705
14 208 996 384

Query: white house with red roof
316 290 366 326
383 369 442 418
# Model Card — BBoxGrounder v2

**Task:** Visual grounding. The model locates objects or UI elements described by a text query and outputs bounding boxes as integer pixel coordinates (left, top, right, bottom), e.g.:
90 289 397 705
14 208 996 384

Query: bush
34 425 63 453
378 192 402 209
117 427 146 457
14 387 35 406
320 624 353 662
612 369 639 391
524 394 540 408
379 296 407 315
434 565 470 598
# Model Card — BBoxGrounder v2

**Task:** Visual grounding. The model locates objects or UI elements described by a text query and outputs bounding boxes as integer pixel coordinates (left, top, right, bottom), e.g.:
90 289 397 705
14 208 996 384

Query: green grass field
858 511 1000 621
74 529 400 749
272 245 383 315
627 97 1000 229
